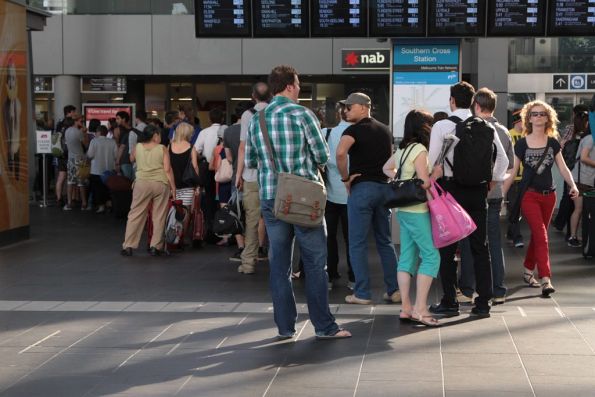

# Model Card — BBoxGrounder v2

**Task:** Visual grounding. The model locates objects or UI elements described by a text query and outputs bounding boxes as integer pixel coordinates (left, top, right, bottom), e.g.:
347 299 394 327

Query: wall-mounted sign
81 77 127 94
341 49 390 70
33 76 53 93
36 131 52 154
392 39 460 138
82 103 135 128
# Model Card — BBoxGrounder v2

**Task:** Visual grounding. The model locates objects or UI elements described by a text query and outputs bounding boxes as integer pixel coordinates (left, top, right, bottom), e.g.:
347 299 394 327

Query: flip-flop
523 272 540 288
316 328 352 340
411 313 440 327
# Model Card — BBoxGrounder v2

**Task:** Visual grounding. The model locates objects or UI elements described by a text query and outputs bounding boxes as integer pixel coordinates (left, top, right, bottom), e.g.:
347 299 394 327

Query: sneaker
229 248 244 262
345 294 372 305
237 264 255 274
567 237 582 248
257 247 268 261
383 291 402 303
327 281 333 291
82 205 93 211
492 296 506 305
429 302 460 317
347 281 355 291
96 205 106 214
456 290 474 304
542 281 555 297
471 306 491 318
62 204 72 211
514 238 524 248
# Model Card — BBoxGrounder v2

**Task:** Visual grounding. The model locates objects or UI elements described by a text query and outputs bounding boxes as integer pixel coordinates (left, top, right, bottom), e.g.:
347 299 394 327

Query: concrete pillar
53 75 81 119
124 78 146 117
477 38 510 123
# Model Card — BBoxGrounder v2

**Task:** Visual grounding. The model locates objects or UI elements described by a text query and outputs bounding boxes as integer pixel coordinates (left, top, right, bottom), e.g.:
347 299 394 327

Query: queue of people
47 65 591 339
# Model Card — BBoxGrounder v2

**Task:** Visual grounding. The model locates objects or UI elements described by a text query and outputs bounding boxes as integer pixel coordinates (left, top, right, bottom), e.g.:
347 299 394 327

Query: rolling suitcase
582 193 595 258
146 199 186 252
192 189 205 246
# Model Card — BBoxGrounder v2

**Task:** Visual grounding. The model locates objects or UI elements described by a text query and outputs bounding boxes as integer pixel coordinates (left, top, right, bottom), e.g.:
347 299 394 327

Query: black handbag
182 153 201 187
384 143 428 209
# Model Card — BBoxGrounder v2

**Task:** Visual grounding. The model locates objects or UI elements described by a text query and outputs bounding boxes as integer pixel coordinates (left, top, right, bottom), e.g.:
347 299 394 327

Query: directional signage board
392 39 460 138
570 74 587 90
553 74 568 90
588 75 595 90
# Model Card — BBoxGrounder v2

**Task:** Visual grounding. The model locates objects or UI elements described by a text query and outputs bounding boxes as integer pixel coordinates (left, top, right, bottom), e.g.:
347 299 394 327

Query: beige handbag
215 158 233 183
259 111 326 228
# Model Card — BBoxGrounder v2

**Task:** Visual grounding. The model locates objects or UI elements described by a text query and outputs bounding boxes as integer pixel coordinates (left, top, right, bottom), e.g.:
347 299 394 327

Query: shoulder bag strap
258 110 278 174
325 128 332 141
395 143 417 180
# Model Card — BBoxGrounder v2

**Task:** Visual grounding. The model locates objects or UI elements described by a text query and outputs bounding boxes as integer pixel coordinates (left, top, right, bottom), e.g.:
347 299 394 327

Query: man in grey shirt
459 88 514 305
235 82 270 274
64 114 90 210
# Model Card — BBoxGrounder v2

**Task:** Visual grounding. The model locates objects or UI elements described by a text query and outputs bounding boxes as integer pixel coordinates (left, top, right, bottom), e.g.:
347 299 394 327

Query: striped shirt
245 95 329 200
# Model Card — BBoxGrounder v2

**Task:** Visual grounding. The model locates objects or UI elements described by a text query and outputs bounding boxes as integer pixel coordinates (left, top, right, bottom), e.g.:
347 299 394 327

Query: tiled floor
0 206 594 396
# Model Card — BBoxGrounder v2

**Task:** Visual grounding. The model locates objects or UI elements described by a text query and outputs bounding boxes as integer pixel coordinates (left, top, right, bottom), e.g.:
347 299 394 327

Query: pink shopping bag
428 180 477 248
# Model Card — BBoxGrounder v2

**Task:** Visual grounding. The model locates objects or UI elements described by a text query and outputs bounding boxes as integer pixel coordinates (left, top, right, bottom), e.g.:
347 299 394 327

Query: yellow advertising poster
0 0 29 233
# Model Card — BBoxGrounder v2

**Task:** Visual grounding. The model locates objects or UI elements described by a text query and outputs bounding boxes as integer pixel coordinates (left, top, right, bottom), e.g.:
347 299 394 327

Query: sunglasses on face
530 111 548 118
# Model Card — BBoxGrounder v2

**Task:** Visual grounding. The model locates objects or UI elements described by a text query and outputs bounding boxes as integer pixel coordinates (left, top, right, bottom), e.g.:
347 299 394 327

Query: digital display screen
253 0 309 37
195 0 251 38
369 0 425 37
311 0 367 37
488 0 546 36
428 0 486 37
547 0 595 36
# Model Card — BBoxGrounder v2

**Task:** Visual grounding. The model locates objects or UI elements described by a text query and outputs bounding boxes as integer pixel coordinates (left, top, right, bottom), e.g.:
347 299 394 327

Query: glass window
145 83 167 120
546 94 575 131
196 83 226 127
507 93 535 129
509 37 595 74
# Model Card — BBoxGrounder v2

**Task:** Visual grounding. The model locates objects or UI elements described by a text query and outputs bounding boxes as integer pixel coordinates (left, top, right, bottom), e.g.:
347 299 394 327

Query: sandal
399 310 412 322
523 272 540 288
412 312 440 327
542 281 556 297
316 328 352 340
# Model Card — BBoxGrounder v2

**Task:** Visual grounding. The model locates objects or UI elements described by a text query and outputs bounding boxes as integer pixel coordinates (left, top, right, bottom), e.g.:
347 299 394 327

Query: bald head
252 82 271 103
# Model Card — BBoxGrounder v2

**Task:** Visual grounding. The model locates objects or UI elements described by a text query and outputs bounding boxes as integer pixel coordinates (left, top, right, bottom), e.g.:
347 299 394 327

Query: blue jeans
460 198 506 297
347 182 398 300
261 199 339 337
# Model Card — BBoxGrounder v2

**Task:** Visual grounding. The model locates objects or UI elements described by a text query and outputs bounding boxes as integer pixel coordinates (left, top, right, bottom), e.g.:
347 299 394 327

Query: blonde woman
503 100 578 296
121 125 176 257
170 122 199 207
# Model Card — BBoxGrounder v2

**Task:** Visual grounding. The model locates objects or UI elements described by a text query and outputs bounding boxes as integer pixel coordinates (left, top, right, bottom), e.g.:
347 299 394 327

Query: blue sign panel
394 44 459 66
393 71 459 85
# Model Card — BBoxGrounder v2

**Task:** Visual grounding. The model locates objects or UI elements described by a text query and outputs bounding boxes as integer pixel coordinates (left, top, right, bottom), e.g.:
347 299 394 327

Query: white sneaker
63 204 72 211
96 205 106 214
328 281 333 291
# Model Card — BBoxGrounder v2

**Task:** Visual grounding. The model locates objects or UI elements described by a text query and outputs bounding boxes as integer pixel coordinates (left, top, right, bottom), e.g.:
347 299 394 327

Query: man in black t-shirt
336 92 400 305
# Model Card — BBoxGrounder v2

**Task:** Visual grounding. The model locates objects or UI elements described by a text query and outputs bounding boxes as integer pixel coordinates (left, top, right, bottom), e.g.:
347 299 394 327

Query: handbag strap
395 143 418 180
259 110 278 174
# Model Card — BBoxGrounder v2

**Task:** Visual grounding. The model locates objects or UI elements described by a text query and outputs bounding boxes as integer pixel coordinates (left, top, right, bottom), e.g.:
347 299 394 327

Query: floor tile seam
260 319 310 397
550 297 595 355
0 320 113 395
352 310 376 397
438 328 446 397
501 317 537 397
112 322 175 373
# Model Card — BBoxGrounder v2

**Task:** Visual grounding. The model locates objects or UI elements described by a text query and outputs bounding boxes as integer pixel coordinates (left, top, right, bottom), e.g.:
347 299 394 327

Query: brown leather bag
192 190 205 241
259 111 326 228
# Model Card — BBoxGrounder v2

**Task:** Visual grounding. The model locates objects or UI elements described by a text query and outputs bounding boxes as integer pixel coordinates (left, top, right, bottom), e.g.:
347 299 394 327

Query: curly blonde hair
173 122 194 143
520 100 559 139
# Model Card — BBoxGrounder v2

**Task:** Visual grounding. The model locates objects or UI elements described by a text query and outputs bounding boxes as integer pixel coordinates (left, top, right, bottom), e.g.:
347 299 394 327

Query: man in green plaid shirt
244 65 351 341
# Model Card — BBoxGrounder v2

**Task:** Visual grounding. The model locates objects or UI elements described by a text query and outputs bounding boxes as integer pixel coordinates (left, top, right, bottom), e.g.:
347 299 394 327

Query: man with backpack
428 82 508 318
458 88 514 305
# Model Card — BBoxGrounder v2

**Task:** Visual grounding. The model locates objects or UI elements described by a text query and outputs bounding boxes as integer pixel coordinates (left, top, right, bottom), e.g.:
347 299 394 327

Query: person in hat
506 109 525 249
336 92 401 305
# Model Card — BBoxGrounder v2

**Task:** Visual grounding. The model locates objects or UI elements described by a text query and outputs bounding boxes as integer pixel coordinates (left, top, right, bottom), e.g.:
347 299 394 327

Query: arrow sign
553 74 568 90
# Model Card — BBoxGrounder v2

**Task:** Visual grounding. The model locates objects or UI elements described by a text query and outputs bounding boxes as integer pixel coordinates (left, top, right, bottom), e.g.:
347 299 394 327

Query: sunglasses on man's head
530 111 548 117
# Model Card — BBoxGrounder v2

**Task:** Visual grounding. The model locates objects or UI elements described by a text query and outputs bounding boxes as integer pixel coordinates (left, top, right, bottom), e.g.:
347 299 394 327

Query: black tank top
169 146 192 189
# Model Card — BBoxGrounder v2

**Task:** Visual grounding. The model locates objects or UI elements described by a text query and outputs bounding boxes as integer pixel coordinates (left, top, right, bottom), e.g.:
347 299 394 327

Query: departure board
487 0 546 36
369 0 425 37
311 0 367 37
547 0 595 36
254 0 309 37
195 0 251 37
428 0 486 37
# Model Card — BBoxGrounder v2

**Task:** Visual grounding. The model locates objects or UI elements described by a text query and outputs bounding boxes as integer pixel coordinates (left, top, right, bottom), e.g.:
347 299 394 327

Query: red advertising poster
83 104 134 127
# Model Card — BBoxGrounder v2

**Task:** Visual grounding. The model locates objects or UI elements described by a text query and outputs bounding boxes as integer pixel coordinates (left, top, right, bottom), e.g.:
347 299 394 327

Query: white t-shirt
240 102 267 182
194 123 221 164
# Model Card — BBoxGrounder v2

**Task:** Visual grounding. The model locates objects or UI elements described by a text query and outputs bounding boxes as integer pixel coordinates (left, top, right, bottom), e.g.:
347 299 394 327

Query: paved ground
0 206 594 397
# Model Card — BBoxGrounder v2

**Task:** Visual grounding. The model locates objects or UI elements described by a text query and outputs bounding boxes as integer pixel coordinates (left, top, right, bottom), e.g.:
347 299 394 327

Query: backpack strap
447 115 462 124
443 116 462 170
248 107 257 115
395 143 418 180
325 128 332 141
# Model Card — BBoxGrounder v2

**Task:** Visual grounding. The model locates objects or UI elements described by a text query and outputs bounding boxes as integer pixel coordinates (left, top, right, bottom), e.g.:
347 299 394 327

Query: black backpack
561 137 581 171
447 116 495 186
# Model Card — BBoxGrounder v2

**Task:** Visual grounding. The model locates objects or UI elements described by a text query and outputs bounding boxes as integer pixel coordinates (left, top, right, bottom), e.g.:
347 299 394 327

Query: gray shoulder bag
258 111 327 228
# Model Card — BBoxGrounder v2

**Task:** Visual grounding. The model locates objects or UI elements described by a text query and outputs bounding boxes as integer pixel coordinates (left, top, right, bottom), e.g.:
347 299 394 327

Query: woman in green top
121 125 176 256
383 110 441 326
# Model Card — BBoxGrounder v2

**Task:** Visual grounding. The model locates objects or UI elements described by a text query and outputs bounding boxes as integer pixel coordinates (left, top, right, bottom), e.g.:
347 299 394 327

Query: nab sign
341 49 390 71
